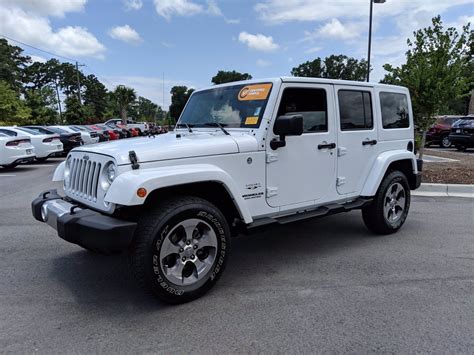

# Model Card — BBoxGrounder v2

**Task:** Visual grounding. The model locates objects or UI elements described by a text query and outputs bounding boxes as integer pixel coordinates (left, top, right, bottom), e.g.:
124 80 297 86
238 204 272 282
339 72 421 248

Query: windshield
452 117 474 128
179 83 273 128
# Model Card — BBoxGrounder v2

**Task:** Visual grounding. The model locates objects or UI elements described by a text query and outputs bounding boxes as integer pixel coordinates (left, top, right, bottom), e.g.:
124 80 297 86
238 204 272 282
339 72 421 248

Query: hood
72 131 258 165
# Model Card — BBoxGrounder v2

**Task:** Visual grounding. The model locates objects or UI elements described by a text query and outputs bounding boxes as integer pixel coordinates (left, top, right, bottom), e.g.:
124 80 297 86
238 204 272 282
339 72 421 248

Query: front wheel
128 196 230 304
362 171 411 235
1 163 18 169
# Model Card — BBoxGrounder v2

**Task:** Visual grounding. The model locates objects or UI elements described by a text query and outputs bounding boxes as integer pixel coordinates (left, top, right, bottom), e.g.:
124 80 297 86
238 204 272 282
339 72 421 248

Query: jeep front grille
68 158 101 201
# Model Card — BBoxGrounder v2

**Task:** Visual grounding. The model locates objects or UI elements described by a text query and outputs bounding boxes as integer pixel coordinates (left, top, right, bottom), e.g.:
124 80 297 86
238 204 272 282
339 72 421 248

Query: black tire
362 171 411 235
1 163 18 169
440 134 451 148
128 196 231 304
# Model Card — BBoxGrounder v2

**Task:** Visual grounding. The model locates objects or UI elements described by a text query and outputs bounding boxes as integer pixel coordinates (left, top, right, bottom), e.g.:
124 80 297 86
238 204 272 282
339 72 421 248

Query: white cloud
108 25 142 45
153 0 203 20
304 46 322 54
123 0 143 11
161 41 175 48
103 76 195 109
0 0 86 17
207 0 222 16
256 59 272 67
29 55 47 63
255 0 474 24
238 32 280 52
0 7 106 59
225 18 240 24
307 18 365 41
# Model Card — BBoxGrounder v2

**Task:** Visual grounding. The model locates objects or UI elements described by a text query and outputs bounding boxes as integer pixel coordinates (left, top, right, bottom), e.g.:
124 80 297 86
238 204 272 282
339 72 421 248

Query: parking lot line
0 174 16 177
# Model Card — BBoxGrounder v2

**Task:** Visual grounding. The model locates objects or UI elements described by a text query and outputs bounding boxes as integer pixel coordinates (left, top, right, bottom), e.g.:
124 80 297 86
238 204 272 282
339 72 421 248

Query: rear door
335 85 378 195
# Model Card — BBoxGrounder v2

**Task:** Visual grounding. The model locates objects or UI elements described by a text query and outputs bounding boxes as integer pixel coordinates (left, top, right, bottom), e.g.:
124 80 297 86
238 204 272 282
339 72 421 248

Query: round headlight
64 157 72 188
106 163 116 183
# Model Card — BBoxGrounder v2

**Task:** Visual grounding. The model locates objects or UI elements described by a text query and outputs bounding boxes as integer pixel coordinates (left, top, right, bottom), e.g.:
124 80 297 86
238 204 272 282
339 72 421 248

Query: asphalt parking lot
1 160 473 353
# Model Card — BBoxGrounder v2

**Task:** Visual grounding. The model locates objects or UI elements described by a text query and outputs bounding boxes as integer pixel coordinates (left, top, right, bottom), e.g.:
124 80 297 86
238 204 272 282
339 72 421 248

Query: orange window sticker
238 83 272 101
245 116 259 125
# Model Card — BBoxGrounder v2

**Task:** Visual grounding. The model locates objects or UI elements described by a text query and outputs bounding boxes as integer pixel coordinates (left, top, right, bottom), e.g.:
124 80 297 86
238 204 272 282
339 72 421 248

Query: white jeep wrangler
32 77 422 303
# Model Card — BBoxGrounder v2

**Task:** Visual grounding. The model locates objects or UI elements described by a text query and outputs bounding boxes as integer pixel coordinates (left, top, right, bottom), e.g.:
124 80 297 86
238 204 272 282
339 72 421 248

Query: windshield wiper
176 123 193 133
204 122 230 135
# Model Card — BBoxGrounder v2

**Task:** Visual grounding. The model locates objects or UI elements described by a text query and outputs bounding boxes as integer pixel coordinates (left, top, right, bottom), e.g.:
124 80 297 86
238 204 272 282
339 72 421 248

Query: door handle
318 142 336 150
362 139 377 146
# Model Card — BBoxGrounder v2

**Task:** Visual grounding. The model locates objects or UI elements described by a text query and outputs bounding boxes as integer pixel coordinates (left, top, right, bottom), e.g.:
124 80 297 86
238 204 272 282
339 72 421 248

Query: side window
277 88 327 133
0 129 17 136
380 92 410 129
338 90 373 130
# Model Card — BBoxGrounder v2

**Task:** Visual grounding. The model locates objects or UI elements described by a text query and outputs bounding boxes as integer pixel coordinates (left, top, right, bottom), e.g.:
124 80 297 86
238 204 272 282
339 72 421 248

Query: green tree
382 16 472 158
130 96 162 122
63 96 94 124
83 74 108 120
211 70 253 85
24 86 58 125
0 39 31 93
291 54 368 81
169 86 194 121
0 80 31 125
111 85 137 124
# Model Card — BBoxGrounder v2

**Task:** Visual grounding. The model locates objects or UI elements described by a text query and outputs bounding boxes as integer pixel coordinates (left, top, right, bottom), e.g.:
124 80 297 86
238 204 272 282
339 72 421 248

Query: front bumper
32 190 137 253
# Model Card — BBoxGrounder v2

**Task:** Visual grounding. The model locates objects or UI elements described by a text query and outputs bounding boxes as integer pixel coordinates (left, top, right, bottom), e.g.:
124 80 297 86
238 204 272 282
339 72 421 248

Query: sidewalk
413 183 474 198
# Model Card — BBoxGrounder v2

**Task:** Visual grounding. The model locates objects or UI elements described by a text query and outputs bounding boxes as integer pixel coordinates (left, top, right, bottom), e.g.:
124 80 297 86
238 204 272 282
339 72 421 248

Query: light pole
367 0 386 82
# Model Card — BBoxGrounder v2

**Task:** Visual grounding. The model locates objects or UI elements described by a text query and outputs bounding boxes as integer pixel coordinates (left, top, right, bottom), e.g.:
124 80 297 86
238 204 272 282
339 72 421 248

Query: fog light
137 188 147 198
41 204 49 222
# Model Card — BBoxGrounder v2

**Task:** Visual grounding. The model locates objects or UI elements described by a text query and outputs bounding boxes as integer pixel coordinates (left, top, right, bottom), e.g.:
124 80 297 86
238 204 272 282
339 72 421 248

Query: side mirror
271 114 303 150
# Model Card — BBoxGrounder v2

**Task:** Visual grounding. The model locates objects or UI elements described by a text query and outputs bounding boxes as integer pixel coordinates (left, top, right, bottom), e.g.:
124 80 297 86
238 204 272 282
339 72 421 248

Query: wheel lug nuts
193 245 198 249
182 257 186 262
186 240 191 245
191 255 195 259
179 248 184 252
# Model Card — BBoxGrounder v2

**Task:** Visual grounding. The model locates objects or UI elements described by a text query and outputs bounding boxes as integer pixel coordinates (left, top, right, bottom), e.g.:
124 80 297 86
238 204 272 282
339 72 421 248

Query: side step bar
242 197 372 234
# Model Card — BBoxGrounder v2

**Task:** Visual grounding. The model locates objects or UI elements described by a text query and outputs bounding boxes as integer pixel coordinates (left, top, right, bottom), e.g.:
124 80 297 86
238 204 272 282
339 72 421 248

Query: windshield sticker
238 83 272 101
244 116 259 125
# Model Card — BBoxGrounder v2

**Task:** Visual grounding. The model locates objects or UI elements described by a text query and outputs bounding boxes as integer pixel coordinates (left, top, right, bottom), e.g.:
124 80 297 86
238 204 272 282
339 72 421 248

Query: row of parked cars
0 119 165 169
426 115 474 150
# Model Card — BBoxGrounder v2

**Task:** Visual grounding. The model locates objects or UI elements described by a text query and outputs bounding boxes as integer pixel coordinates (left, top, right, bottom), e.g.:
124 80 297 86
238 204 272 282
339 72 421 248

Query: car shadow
49 211 374 311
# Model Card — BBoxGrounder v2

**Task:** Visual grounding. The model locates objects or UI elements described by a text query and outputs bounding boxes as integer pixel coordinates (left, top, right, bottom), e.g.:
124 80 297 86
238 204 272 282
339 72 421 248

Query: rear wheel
128 196 230 304
362 171 411 235
440 134 451 148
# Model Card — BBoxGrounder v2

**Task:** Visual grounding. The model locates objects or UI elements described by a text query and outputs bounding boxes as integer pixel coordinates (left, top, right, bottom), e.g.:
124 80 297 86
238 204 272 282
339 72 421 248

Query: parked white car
51 125 99 145
0 127 63 161
33 77 422 304
0 132 36 168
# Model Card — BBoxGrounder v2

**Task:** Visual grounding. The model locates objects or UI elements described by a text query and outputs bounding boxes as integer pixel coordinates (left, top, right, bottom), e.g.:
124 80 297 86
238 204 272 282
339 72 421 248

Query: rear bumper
32 190 136 253
449 134 474 146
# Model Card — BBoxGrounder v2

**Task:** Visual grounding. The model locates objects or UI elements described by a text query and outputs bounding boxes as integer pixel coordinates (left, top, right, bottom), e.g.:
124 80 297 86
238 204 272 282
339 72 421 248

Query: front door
266 83 337 208
335 85 378 195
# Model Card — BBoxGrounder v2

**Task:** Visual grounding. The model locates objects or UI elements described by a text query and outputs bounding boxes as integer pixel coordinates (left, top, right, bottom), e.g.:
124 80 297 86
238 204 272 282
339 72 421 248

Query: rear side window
380 92 410 129
277 88 328 133
338 90 373 130
0 129 17 136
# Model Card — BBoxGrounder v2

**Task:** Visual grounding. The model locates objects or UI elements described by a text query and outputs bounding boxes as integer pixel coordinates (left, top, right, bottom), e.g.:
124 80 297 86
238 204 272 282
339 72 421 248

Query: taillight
6 139 30 146
43 135 60 143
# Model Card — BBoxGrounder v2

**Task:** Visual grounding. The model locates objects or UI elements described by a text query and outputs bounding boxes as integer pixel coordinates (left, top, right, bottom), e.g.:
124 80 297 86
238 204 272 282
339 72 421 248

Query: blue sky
0 0 472 108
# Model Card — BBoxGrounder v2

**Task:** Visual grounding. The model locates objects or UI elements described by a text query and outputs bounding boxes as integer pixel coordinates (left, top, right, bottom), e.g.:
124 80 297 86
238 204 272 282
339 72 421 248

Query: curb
412 183 474 198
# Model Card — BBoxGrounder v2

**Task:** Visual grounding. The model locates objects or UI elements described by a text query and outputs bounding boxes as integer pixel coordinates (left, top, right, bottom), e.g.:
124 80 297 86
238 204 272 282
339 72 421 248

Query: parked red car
426 116 462 148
